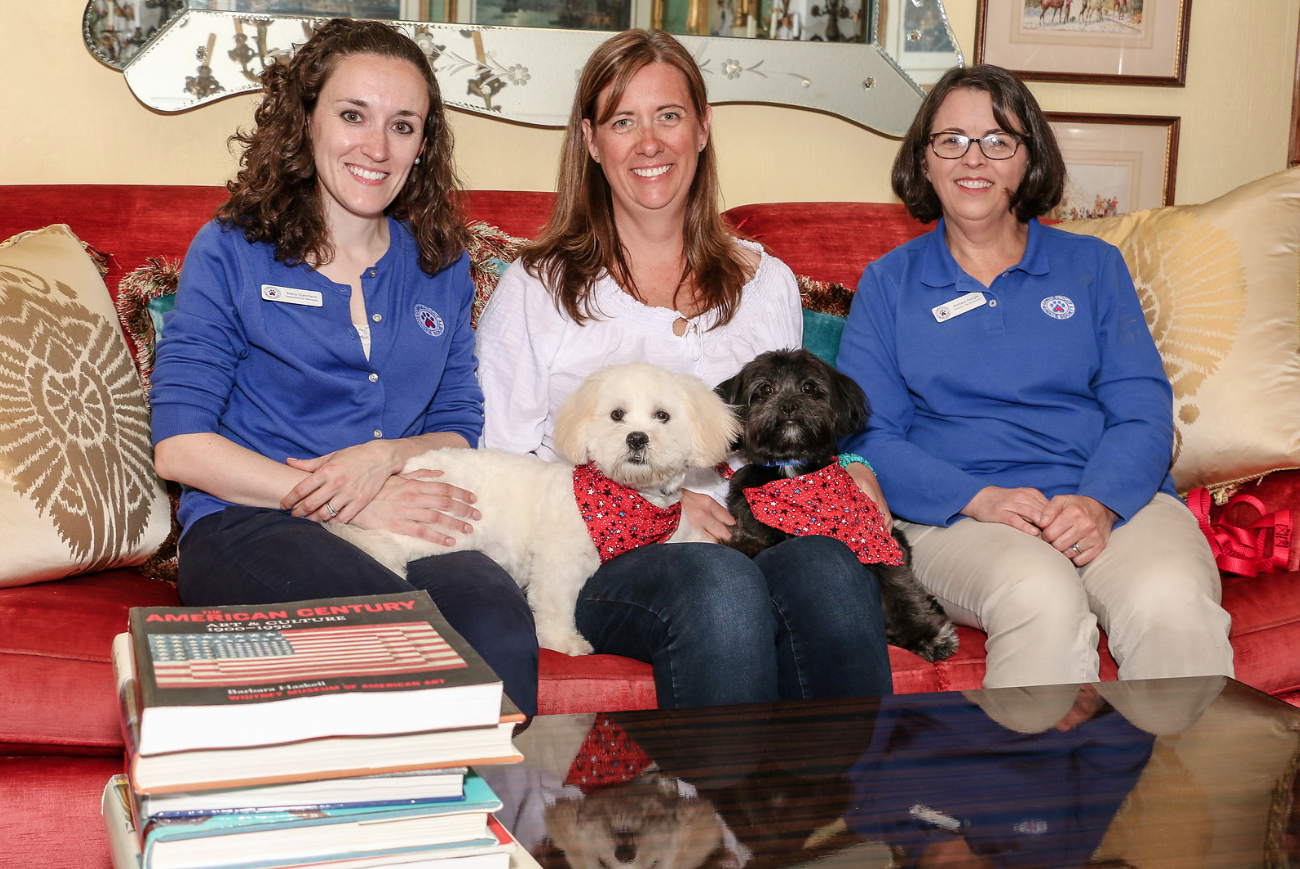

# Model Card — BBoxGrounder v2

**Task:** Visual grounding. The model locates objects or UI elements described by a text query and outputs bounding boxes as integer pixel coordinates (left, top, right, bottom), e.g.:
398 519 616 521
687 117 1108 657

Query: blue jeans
177 507 539 716
575 536 893 708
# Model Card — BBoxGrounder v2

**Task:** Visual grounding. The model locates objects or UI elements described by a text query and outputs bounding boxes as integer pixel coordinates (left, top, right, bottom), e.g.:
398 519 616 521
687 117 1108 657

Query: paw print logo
413 303 445 337
1040 295 1075 320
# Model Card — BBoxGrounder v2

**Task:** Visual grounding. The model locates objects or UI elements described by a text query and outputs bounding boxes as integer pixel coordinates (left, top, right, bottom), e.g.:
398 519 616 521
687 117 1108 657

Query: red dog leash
1186 487 1292 578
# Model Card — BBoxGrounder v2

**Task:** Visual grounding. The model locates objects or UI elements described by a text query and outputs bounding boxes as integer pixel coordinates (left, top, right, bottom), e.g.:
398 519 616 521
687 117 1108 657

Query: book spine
101 775 142 869
144 794 466 820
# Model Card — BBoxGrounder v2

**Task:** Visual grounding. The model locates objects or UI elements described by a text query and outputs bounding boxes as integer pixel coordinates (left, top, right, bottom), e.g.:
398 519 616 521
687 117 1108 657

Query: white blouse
475 239 803 497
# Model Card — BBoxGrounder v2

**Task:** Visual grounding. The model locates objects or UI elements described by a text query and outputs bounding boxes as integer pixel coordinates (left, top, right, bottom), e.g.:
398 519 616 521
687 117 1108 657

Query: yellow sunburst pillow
0 225 172 587
1060 167 1300 496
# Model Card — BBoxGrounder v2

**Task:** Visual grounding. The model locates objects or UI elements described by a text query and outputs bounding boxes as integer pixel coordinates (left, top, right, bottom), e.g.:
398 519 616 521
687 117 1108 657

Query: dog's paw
540 632 595 657
909 622 959 663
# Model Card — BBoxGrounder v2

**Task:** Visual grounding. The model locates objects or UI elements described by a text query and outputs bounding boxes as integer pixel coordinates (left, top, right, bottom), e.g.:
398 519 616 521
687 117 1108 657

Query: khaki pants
898 493 1235 688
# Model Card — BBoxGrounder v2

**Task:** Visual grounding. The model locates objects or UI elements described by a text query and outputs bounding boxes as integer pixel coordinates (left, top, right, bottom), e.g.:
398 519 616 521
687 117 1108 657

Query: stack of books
102 591 527 869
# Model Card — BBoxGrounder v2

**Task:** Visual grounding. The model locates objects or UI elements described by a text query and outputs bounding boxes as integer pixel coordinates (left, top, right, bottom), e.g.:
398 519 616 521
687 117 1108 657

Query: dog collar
759 459 806 468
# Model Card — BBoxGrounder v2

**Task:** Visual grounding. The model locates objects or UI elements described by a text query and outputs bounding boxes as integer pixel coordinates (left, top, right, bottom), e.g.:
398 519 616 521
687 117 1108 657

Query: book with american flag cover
112 634 525 794
125 591 506 758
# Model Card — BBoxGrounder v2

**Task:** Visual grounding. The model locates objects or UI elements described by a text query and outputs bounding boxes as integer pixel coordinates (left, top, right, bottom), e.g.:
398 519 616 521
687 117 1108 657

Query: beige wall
6 1 1297 206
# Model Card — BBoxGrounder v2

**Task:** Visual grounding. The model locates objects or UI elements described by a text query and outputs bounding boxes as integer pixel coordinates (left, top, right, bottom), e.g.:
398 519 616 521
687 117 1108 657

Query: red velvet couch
2 184 1298 869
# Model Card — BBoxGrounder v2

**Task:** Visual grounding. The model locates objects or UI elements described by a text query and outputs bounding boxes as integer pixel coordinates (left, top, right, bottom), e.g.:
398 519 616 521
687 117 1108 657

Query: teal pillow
146 293 175 347
802 308 847 367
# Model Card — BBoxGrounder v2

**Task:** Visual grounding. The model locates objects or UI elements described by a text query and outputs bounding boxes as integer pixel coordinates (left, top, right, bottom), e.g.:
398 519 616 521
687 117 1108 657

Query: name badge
261 284 323 307
932 291 987 323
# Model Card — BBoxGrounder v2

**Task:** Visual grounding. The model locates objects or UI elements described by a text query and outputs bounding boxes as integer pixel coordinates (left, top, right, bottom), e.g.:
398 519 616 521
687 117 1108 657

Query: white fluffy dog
330 363 740 656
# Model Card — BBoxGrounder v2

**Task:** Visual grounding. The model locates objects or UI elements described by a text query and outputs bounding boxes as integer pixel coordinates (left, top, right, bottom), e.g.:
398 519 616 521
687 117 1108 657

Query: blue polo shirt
151 218 484 535
837 218 1176 527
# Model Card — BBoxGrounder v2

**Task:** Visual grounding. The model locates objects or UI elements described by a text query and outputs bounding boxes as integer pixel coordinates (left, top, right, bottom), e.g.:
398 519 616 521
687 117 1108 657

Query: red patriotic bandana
743 461 905 566
564 714 653 793
574 463 682 563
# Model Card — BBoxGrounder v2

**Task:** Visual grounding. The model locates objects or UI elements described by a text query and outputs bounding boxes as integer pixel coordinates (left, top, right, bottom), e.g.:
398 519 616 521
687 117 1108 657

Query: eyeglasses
927 132 1025 160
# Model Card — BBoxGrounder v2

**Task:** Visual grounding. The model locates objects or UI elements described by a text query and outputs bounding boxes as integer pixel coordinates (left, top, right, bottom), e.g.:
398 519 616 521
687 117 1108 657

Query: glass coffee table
481 676 1300 868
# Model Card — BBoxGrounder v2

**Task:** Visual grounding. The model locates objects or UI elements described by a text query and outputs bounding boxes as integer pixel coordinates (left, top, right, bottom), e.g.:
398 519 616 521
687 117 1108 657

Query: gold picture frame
975 0 1192 87
1045 113 1179 219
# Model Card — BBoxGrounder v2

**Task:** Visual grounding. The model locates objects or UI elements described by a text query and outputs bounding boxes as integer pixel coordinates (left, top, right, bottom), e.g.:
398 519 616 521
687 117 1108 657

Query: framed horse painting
1045 113 1179 217
975 0 1192 86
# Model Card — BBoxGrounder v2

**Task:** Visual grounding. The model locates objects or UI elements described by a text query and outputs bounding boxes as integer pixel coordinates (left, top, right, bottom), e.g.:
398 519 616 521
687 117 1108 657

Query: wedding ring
1070 543 1083 555
325 502 339 518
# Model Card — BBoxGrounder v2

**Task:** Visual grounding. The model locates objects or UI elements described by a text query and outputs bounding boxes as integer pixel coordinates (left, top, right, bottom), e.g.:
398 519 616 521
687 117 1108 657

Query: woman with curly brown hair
475 29 892 709
151 18 538 715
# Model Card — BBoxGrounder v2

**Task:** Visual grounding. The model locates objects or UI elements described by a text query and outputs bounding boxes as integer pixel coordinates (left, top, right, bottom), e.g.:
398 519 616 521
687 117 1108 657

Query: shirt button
368 268 378 278
368 372 379 383
373 429 383 439
372 313 382 323
989 299 998 307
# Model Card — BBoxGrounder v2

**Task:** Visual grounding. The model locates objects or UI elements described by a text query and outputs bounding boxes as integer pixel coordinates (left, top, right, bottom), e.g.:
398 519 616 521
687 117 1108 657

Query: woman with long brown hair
151 19 538 715
476 29 892 708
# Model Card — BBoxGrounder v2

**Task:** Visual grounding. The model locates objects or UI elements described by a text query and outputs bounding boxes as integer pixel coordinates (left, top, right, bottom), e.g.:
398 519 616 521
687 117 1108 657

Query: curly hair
520 29 749 328
892 64 1065 224
220 18 468 275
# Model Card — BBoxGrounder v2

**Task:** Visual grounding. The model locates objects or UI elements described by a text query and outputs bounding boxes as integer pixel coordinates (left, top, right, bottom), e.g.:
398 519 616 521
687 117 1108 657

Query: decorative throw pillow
466 220 526 329
796 274 854 366
116 256 181 399
1060 167 1300 495
0 225 172 587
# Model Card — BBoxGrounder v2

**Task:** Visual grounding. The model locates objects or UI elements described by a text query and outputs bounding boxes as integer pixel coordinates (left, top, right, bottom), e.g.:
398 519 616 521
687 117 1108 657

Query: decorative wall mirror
82 0 960 135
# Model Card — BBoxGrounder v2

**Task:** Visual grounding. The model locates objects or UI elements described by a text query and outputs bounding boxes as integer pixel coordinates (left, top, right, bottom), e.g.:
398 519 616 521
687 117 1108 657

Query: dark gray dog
715 348 959 662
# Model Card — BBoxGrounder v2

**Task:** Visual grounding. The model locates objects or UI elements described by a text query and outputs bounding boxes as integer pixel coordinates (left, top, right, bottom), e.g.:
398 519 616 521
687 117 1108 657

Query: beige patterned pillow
1060 168 1300 495
0 225 171 586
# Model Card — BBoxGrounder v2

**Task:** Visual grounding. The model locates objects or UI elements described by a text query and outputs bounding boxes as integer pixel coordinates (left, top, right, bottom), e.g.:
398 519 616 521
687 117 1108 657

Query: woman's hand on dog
342 471 481 545
844 463 892 532
283 440 408 523
282 434 479 525
962 486 1051 536
682 490 736 542
1038 494 1116 567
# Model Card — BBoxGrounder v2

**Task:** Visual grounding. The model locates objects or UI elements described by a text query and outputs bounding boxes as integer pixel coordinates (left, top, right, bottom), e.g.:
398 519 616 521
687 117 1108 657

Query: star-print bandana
573 463 683 563
743 461 905 566
564 714 653 793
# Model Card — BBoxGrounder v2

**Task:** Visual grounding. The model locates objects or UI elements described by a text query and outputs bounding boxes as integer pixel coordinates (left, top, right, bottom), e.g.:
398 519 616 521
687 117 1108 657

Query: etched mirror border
87 3 962 135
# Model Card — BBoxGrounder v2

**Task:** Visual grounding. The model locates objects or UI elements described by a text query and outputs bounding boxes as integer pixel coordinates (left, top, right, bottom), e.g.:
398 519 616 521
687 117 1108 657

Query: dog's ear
542 799 584 861
828 365 870 437
712 373 747 450
713 371 746 408
685 373 743 465
552 374 602 464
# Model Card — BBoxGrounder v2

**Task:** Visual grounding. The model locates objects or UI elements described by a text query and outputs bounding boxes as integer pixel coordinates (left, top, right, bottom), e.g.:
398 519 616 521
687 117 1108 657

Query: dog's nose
626 431 649 451
614 832 637 864
780 400 798 416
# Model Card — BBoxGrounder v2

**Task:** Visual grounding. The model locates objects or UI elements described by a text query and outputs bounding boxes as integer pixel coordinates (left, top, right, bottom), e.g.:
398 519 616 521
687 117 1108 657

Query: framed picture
1045 113 1179 219
1291 15 1300 167
975 0 1193 87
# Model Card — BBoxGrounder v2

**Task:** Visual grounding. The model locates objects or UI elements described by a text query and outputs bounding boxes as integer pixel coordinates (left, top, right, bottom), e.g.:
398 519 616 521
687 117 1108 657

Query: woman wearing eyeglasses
836 64 1234 689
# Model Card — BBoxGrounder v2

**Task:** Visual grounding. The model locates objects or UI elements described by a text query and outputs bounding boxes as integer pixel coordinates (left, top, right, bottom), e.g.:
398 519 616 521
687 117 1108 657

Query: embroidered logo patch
414 304 445 337
1040 295 1075 320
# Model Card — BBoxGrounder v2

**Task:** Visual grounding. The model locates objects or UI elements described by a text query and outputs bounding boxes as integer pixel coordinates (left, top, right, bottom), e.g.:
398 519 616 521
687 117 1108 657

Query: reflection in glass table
479 677 1300 868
